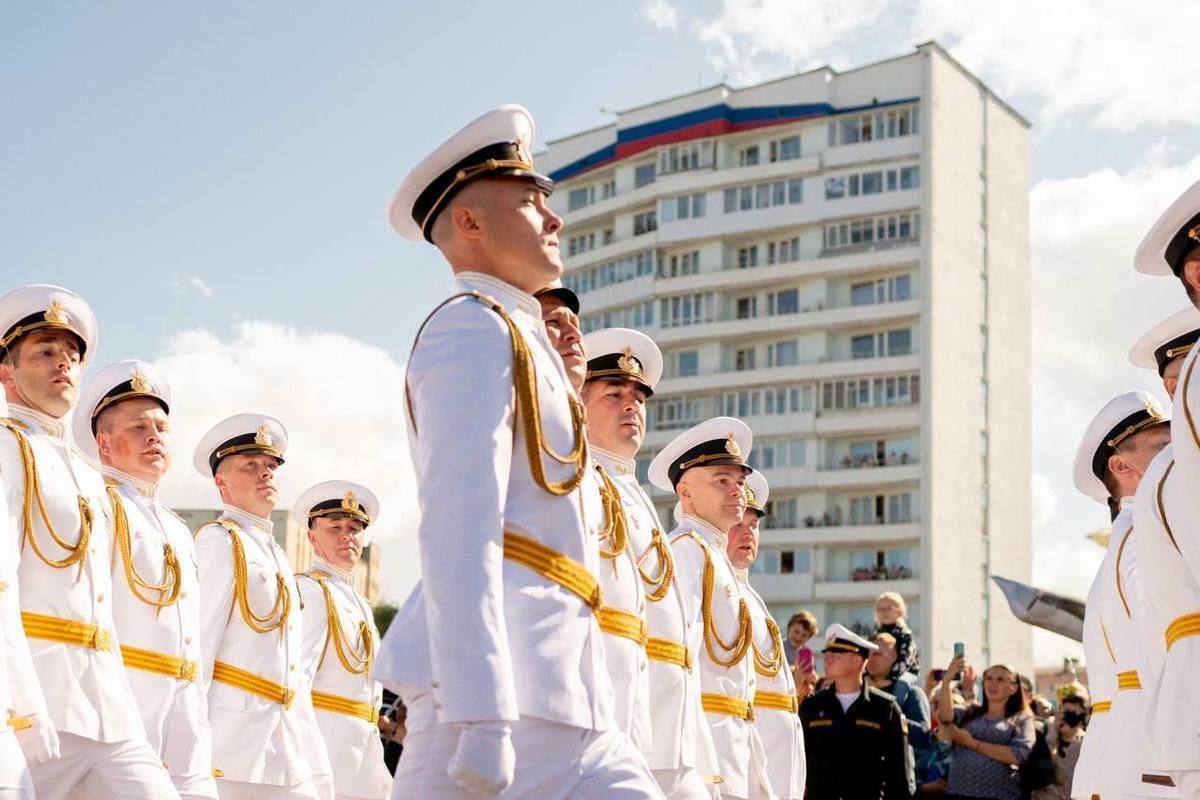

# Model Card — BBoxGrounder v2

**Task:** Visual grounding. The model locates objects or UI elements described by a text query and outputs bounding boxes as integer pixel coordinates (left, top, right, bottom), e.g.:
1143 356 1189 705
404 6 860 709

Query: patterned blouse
945 706 1035 800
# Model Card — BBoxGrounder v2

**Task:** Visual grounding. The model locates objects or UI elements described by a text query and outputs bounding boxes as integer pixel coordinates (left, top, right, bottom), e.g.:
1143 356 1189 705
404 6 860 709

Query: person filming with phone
935 648 1035 800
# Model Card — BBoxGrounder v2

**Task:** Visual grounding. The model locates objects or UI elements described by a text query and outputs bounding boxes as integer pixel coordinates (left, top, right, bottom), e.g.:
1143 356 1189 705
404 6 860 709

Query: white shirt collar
312 555 355 585
1119 496 1134 510
102 465 159 499
591 445 637 478
454 272 542 321
6 402 67 440
678 511 729 548
222 503 274 537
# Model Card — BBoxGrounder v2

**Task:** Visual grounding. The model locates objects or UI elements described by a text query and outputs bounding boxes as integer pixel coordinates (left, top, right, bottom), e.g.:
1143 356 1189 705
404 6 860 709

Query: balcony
760 522 920 547
821 135 921 170
814 406 920 435
654 353 920 396
814 578 919 601
750 572 815 604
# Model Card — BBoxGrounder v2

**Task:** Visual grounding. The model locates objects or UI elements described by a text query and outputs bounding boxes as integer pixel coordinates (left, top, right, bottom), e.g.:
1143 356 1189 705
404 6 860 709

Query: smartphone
953 641 965 659
931 668 946 682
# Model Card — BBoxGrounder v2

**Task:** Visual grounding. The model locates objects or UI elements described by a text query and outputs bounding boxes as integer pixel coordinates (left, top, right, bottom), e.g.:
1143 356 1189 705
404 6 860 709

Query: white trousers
652 767 714 799
32 732 179 799
391 692 663 800
0 733 32 799
216 777 321 799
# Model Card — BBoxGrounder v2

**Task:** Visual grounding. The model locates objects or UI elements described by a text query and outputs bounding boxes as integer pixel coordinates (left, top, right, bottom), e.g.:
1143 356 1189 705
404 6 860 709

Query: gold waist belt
6 714 32 731
21 611 112 652
646 637 692 671
1117 669 1141 690
212 661 295 709
597 606 648 646
1091 700 1112 713
311 690 379 724
702 692 754 721
754 690 799 714
502 532 601 610
121 644 198 683
1165 612 1200 650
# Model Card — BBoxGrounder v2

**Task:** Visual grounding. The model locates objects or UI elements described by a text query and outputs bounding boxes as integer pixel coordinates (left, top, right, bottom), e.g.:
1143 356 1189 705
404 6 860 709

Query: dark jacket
801 682 913 800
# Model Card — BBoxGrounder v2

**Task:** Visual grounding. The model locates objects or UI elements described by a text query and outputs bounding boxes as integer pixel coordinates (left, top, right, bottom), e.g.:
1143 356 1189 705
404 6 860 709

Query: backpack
1019 720 1055 796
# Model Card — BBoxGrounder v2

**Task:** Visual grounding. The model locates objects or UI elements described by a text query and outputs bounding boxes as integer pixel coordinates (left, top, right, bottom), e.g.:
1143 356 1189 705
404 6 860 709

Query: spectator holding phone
785 611 820 695
935 655 1034 800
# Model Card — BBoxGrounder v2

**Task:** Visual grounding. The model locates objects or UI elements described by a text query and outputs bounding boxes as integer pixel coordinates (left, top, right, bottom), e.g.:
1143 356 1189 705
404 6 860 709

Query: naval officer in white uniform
728 470 804 800
192 414 333 800
381 104 661 798
1070 391 1173 799
0 285 178 798
295 481 393 800
74 359 217 799
651 418 776 800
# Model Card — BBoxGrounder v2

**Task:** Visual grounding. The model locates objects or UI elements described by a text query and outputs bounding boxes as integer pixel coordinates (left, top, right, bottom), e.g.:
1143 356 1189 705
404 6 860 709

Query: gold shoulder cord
219 520 290 635
1156 460 1182 554
307 573 373 675
752 615 785 677
107 483 180 618
596 465 628 559
678 533 754 668
637 529 675 602
405 292 588 496
0 418 92 576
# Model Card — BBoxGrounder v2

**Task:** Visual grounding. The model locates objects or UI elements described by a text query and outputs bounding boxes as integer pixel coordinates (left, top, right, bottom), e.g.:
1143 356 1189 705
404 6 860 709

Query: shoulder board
0 417 28 432
103 476 121 488
193 518 235 540
669 529 705 548
298 570 331 583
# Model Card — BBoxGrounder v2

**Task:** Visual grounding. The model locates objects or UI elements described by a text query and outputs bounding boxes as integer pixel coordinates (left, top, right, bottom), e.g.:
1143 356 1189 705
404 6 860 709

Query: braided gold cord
310 573 373 675
107 484 181 617
596 466 628 559
692 537 753 668
753 616 785 677
0 418 92 575
219 520 290 635
637 529 674 602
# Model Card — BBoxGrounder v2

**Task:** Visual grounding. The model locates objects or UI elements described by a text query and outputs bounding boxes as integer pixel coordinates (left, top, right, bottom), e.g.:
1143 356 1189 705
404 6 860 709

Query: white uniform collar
454 272 542 321
678 511 729 549
311 555 354 585
591 445 637 478
1119 496 1134 510
102 465 159 499
733 566 750 585
6 402 67 440
222 503 274 537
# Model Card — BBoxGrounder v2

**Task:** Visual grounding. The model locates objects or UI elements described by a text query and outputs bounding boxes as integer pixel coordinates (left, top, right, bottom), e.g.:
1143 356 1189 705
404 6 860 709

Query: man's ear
448 203 484 241
1183 258 1200 300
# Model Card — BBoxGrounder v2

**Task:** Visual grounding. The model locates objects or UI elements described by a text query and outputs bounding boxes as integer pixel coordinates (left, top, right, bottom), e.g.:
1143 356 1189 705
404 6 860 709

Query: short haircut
787 611 818 635
872 632 897 648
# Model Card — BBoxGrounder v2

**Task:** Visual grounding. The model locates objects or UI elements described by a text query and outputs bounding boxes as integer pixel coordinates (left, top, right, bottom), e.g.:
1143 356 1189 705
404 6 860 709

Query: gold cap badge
724 433 743 459
341 491 359 512
617 346 643 376
44 300 68 325
254 425 273 447
745 486 757 504
1189 223 1200 244
130 370 154 395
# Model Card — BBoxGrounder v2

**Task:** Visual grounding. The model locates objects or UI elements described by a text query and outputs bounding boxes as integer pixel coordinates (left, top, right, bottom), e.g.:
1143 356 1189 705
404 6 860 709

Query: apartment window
659 140 714 175
603 229 614 245
651 398 702 431
567 186 594 211
823 212 921 252
677 350 699 377
851 335 875 359
768 340 799 367
827 164 918 199
660 292 714 328
826 176 846 199
771 135 801 162
763 499 800 530
660 193 707 223
725 179 803 213
661 250 701 278
769 288 800 316
634 162 656 188
736 297 757 319
601 179 616 199
900 165 920 190
850 275 914 306
737 246 759 269
567 232 595 257
821 374 920 410
739 145 760 167
633 210 657 236
887 329 913 356
735 348 757 371
862 171 883 195
578 300 656 335
828 105 920 146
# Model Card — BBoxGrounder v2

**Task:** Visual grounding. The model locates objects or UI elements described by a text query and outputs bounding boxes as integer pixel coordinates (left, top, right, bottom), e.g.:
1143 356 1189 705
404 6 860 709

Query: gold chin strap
307 572 373 675
219 520 290 635
675 532 754 668
637 528 675 602
1 418 93 576
596 465 628 559
752 615 785 677
107 483 181 618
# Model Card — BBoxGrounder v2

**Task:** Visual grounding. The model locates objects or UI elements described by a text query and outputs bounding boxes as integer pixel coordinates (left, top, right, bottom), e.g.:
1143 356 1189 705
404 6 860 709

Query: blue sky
5 2 1200 664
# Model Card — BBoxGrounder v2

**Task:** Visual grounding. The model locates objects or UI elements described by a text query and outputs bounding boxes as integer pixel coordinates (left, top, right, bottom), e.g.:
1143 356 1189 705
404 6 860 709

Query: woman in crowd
935 656 1035 800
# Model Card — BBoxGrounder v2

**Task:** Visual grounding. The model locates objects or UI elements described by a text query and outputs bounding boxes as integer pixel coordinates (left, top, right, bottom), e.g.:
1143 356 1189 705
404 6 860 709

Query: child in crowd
784 611 820 694
873 591 919 680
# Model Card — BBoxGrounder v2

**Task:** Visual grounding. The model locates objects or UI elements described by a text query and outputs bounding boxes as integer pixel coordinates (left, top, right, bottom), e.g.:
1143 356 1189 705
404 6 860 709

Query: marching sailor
294 481 393 800
382 104 660 798
73 359 217 799
650 417 775 800
1070 391 1173 799
192 414 333 800
1132 178 1200 795
0 285 178 798
728 470 804 800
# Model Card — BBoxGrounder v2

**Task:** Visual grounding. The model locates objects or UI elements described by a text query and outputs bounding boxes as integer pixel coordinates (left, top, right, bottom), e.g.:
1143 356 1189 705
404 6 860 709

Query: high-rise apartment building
540 42 1031 669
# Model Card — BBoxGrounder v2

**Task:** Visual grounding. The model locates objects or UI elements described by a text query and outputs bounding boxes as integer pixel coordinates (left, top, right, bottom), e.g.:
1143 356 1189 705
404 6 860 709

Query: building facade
540 42 1032 670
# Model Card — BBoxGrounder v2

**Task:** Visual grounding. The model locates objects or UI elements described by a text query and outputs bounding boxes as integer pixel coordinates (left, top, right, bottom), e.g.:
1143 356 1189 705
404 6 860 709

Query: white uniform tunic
589 449 652 755
194 506 332 797
297 557 392 800
671 513 773 800
1131 444 1200 786
0 484 40 798
741 576 804 800
105 467 217 798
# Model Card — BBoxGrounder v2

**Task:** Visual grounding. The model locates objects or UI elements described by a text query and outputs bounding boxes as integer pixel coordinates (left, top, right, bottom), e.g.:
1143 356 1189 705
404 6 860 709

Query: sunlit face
215 452 281 516
538 297 585 391
866 639 898 679
0 330 83 418
822 650 865 682
582 379 647 458
983 666 1019 705
678 464 747 531
726 507 760 570
308 515 366 571
788 622 812 647
95 397 171 484
876 597 903 625
450 178 563 294
1163 356 1185 398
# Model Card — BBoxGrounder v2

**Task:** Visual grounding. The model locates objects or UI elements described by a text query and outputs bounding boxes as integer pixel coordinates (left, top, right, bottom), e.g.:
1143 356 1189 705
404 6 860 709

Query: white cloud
1030 473 1056 530
649 0 1200 130
150 321 420 603
172 275 214 298
640 0 681 30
